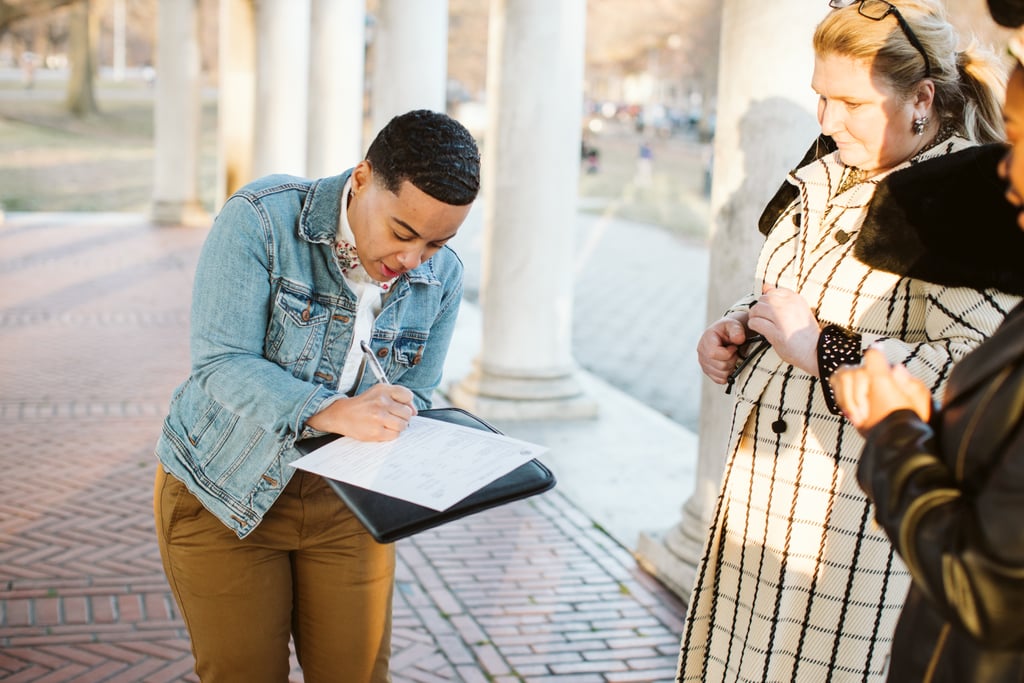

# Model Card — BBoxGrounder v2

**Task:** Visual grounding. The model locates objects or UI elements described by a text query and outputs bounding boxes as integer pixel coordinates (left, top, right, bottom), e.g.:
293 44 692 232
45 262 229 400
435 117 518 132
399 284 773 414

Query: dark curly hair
364 109 481 206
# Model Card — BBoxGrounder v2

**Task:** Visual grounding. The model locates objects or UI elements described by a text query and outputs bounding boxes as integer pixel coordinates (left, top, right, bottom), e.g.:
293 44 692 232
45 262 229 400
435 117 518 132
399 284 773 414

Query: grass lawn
0 82 218 213
0 78 710 242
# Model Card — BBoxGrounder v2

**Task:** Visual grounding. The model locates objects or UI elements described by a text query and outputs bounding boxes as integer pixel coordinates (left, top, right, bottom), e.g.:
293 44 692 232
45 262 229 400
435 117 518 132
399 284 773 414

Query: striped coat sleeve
866 284 1020 399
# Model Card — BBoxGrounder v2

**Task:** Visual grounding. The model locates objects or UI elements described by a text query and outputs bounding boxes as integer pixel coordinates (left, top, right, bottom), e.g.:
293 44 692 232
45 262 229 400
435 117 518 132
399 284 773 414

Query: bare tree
65 0 98 116
0 0 74 29
0 0 99 117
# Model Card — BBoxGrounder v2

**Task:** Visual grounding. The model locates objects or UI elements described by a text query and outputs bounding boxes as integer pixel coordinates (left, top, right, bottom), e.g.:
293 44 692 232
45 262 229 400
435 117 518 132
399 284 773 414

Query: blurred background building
0 1 1002 125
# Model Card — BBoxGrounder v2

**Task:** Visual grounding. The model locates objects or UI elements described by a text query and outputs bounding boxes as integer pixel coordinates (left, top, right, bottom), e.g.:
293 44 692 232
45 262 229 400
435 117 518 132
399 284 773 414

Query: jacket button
377 347 388 358
793 213 802 227
771 419 787 434
834 230 850 244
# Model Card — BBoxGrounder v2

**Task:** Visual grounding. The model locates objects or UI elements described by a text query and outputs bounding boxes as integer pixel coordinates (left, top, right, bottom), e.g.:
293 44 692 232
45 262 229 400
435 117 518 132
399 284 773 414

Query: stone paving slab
0 213 688 682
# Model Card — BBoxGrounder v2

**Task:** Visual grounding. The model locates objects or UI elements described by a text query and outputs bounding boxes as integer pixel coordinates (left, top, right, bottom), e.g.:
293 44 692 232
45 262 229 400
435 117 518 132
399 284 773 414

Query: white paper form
289 416 548 511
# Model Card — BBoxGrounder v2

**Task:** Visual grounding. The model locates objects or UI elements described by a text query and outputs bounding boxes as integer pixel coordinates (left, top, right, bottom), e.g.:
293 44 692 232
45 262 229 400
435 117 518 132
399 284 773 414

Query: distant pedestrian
585 148 600 174
636 140 653 186
701 144 713 198
153 110 480 682
20 52 35 90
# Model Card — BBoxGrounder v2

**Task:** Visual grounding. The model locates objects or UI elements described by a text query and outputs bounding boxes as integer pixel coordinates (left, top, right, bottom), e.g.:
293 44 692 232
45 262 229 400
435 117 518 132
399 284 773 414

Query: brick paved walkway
0 213 686 682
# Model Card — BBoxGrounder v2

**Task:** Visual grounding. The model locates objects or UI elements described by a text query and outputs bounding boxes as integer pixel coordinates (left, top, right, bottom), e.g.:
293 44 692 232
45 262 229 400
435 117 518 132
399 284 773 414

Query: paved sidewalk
0 212 692 682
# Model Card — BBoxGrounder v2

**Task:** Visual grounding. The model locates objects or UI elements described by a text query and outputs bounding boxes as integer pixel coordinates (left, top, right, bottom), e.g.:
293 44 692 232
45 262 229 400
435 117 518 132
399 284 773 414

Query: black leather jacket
860 302 1024 682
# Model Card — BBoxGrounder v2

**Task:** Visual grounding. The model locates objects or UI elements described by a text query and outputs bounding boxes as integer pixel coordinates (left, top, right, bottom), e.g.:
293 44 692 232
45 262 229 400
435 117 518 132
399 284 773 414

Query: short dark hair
365 109 481 206
988 0 1024 27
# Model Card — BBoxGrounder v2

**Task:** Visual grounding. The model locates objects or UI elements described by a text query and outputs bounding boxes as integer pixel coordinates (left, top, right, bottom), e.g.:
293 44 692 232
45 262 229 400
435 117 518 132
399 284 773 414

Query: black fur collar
758 139 1024 295
856 143 1024 296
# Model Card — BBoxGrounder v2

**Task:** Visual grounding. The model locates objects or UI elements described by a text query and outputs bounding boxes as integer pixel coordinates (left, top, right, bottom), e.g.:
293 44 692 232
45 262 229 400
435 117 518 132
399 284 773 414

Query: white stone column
216 0 256 205
151 0 206 226
307 0 366 178
252 0 311 178
448 0 595 420
371 0 447 132
635 0 822 599
112 0 126 81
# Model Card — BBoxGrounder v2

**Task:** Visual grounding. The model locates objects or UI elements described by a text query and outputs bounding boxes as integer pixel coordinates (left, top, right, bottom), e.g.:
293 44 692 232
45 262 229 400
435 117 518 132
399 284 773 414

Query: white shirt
334 178 397 394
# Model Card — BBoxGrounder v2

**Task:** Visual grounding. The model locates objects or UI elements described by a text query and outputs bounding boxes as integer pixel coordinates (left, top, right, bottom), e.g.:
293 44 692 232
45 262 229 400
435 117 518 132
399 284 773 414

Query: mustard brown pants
154 467 394 683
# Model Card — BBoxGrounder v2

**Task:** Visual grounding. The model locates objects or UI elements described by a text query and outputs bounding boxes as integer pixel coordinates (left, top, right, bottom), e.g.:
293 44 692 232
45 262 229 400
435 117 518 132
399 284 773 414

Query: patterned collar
793 134 973 208
831 125 961 197
335 179 397 291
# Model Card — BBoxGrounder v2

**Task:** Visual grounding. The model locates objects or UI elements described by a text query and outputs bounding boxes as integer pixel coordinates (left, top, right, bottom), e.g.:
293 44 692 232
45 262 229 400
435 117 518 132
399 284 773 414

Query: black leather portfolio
294 407 557 543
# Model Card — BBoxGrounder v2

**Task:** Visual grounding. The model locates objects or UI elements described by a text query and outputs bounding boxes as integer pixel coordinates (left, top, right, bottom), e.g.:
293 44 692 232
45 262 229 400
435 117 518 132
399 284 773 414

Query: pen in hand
360 340 391 385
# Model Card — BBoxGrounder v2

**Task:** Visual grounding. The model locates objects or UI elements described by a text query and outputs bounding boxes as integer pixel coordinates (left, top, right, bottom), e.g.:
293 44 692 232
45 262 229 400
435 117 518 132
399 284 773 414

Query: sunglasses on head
828 0 933 78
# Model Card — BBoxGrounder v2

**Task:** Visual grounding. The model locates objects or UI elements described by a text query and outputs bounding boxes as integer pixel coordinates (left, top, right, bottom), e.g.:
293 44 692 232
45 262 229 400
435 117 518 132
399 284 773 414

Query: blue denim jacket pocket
266 279 330 371
171 381 272 483
389 331 429 371
186 394 227 452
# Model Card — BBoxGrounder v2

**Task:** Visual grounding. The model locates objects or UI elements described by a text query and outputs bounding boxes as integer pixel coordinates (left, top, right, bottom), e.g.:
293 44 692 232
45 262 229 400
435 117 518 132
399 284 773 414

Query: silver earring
913 116 929 136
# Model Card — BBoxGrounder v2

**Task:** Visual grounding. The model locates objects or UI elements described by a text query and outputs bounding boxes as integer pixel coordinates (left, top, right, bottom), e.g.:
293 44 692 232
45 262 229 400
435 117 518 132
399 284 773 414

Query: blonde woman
679 2 1020 681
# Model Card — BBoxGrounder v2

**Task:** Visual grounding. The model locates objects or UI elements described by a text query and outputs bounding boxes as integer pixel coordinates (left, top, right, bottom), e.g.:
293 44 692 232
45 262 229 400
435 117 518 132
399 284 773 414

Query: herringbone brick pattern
0 213 686 682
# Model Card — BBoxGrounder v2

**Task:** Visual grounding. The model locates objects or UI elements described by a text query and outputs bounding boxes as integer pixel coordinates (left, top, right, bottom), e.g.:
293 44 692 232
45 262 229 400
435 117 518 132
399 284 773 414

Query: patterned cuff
817 323 863 415
724 294 757 318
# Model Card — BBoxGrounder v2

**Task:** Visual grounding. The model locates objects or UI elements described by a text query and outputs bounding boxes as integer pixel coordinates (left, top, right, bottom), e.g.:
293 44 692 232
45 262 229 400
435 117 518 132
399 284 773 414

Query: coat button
377 347 388 358
771 419 787 434
834 230 850 244
793 213 802 227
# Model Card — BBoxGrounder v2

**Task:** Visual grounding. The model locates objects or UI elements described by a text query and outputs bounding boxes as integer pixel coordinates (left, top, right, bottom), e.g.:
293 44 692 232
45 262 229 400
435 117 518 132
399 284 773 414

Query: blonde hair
814 0 1006 143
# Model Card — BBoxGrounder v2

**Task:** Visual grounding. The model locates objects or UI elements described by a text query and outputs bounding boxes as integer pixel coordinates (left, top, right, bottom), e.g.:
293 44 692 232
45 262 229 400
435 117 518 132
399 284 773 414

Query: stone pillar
371 0 448 132
151 0 207 226
448 0 595 421
112 0 126 81
252 0 311 178
635 0 822 600
307 0 366 178
216 0 256 204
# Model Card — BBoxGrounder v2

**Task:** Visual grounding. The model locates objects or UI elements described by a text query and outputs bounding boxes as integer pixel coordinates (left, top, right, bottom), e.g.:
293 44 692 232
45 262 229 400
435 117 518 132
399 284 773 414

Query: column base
448 367 598 421
635 496 708 603
636 528 698 603
150 200 209 227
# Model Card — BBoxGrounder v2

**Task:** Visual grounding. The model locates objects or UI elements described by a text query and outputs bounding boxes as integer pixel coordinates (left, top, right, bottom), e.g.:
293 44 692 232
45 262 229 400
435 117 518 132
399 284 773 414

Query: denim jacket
155 170 464 538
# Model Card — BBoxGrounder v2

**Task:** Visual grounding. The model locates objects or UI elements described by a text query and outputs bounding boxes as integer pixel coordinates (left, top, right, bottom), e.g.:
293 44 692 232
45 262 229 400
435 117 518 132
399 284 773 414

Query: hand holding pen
360 338 417 427
360 340 391 385
305 341 417 441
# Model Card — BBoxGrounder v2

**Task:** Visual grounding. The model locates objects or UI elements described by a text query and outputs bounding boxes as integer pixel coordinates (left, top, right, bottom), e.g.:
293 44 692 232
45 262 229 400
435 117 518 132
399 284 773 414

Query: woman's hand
748 285 821 376
697 314 749 384
306 383 418 441
830 348 932 434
